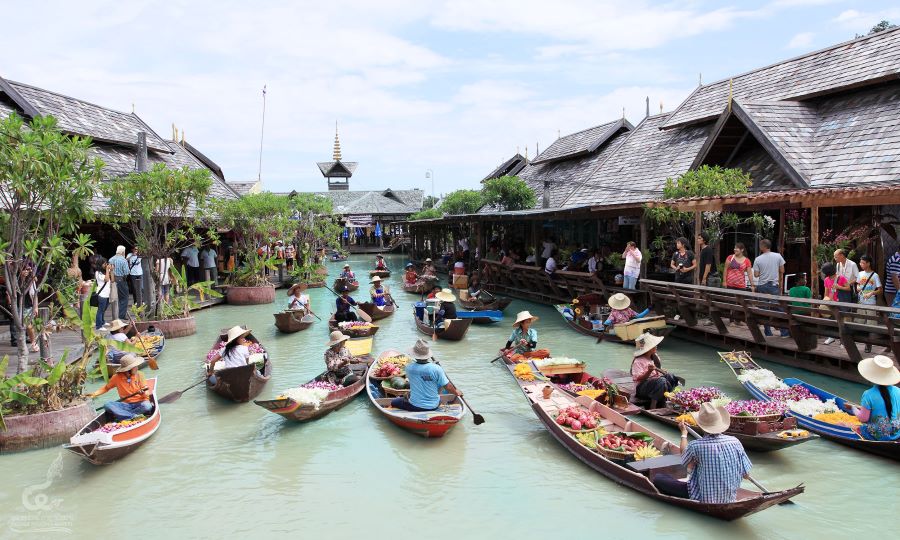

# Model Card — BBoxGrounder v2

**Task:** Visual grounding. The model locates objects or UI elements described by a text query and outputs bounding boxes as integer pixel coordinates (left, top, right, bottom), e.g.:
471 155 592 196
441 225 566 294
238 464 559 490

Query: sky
2 0 898 196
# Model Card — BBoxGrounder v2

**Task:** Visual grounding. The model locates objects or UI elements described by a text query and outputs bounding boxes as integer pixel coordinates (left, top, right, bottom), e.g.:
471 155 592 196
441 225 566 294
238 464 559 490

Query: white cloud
833 8 900 29
786 31 815 48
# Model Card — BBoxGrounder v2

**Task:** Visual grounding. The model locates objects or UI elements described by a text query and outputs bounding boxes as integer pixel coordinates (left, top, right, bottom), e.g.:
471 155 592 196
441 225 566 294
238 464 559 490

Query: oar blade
158 391 183 404
472 413 485 425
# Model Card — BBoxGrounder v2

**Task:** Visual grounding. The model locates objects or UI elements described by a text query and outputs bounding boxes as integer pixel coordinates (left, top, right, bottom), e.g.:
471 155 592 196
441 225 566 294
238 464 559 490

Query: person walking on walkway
697 232 719 287
93 257 112 330
884 246 900 307
856 255 882 353
835 249 859 296
623 242 641 290
724 243 754 292
109 245 130 319
181 244 200 285
670 237 695 284
752 239 788 337
126 246 143 307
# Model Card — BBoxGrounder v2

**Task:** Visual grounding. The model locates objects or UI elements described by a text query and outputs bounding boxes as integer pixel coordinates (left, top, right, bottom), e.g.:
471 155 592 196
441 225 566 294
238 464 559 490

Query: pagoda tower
316 122 357 191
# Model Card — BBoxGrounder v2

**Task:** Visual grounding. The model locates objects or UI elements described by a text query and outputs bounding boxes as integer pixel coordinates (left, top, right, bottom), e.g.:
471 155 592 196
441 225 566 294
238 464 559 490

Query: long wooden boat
403 281 430 294
358 301 396 320
365 350 466 438
330 253 348 261
328 314 380 337
304 281 326 288
205 329 272 403
254 340 374 422
273 310 314 333
555 304 674 344
414 312 472 340
104 328 167 376
498 361 803 520
456 309 503 324
63 378 161 465
370 269 391 278
459 296 512 312
722 351 899 460
333 277 359 292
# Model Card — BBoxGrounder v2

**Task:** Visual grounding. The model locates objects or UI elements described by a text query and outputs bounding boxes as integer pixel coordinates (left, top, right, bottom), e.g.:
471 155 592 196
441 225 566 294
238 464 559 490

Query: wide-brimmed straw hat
108 319 129 332
225 325 251 346
633 332 664 357
513 310 539 327
409 339 432 361
608 293 631 311
287 283 307 295
116 354 143 373
436 288 456 302
327 330 350 347
691 402 730 434
370 276 382 284
425 258 433 263
858 355 900 386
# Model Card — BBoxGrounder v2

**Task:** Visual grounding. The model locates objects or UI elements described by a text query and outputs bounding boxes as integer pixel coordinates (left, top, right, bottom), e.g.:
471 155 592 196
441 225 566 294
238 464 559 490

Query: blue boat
455 310 503 324
721 351 899 461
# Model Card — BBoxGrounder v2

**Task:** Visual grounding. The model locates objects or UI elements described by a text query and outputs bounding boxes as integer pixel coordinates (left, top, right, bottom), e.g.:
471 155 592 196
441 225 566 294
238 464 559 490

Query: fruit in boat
390 376 409 390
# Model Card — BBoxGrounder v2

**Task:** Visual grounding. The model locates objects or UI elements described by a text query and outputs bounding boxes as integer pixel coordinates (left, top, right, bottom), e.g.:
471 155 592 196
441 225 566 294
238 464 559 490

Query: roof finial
172 123 176 141
536 141 539 158
557 129 560 139
525 145 528 160
699 72 702 86
180 129 185 145
333 120 342 161
517 145 520 155
132 103 135 114
727 78 733 113
645 96 650 118
659 101 664 114
622 107 625 120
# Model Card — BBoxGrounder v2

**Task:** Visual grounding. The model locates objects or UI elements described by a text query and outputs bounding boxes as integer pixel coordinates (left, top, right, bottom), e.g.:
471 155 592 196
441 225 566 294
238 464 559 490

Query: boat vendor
335 285 359 323
86 354 152 420
370 276 388 307
842 355 900 440
631 333 684 409
340 263 356 282
422 258 437 278
287 283 312 313
652 403 753 503
375 254 387 270
390 339 462 412
433 288 458 329
468 274 483 300
503 310 551 359
601 293 650 331
324 331 361 386
207 326 253 383
404 263 418 285
106 319 131 362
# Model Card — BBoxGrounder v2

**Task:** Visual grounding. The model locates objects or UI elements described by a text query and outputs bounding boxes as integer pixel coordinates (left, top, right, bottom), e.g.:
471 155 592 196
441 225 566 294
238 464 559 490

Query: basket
562 424 602 434
730 416 797 435
596 445 635 461
381 382 410 398
369 373 404 382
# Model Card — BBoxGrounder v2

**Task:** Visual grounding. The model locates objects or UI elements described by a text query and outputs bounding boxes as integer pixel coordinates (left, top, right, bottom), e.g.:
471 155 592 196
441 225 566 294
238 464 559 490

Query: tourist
653 403 752 503
425 285 442 300
284 242 296 272
207 326 254 383
569 247 589 271
670 237 696 284
93 257 112 330
884 245 900 306
324 330 360 386
834 249 859 294
287 283 311 312
156 253 174 304
109 245 130 319
544 248 558 277
106 319 130 362
390 339 461 412
821 262 851 345
697 232 719 287
459 237 470 262
340 263 356 282
433 288 458 329
370 276 388 307
375 254 387 270
724 242 754 292
587 249 603 277
274 240 285 262
126 246 143 307
524 249 537 266
180 243 200 285
602 293 649 331
788 273 812 310
630 333 684 409
335 285 359 323
200 245 218 285
86 354 152 420
501 249 516 267
404 263 418 285
843 355 900 441
623 242 642 289
540 236 557 268
856 255 882 353
422 258 437 278
752 239 788 337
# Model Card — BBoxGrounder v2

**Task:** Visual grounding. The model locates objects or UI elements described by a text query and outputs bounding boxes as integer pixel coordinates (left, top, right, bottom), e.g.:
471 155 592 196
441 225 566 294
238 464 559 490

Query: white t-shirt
95 271 111 299
837 259 859 285
544 257 557 274
126 254 143 276
158 258 173 285
220 344 250 369
541 241 556 258
454 261 465 270
110 332 128 343
181 246 199 268
459 238 469 252
288 294 310 310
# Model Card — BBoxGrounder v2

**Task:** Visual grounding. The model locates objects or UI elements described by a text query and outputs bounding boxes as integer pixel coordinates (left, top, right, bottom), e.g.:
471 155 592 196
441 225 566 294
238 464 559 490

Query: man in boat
390 339 462 412
207 326 254 384
404 263 418 285
504 310 550 360
340 264 356 282
653 403 753 504
601 293 649 332
375 254 387 270
370 276 389 307
630 333 684 408
106 319 131 362
335 285 359 323
287 283 312 313
467 274 483 300
432 288 458 330
842 355 900 440
85 354 152 420
422 258 437 278
324 331 361 386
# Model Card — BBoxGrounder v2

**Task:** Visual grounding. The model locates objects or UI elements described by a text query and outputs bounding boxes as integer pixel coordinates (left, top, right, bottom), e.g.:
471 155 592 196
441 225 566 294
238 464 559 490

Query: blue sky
2 1 898 195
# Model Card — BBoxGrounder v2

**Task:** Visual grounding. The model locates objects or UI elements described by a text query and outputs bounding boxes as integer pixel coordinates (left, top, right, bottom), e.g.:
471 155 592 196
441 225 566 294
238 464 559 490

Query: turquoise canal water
0 255 892 538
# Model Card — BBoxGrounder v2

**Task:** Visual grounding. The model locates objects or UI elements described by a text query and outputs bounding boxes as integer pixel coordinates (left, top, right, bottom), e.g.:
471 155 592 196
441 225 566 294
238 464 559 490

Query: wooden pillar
777 208 786 252
533 220 541 266
639 214 648 279
810 205 820 297
694 211 702 284
37 306 51 363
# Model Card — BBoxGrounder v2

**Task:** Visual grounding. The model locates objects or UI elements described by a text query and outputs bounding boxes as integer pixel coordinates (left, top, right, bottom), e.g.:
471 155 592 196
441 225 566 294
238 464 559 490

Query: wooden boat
333 277 359 292
365 349 466 437
456 309 503 324
104 328 167 376
722 351 900 460
414 312 472 341
403 281 430 294
370 269 391 278
63 378 161 465
273 310 315 333
555 303 607 339
331 253 348 261
205 329 272 403
498 361 803 519
459 295 512 312
358 301 396 320
304 281 325 288
328 314 380 337
555 304 674 344
254 339 374 422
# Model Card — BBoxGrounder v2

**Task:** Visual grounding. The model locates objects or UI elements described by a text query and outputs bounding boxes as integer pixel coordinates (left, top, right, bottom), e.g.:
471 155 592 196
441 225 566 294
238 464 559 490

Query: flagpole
257 84 267 183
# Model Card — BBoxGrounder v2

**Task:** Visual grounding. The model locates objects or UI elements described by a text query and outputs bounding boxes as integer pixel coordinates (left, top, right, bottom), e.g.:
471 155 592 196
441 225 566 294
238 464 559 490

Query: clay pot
542 385 553 399
133 316 196 338
226 285 276 305
0 401 95 453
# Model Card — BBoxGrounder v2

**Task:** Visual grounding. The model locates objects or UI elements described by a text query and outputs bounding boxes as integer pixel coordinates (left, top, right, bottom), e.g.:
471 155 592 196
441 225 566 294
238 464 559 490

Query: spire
333 120 342 161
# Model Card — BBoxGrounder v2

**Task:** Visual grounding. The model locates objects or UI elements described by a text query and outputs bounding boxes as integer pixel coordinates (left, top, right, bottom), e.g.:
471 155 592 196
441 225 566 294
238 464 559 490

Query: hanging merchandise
343 227 349 239
356 227 363 237
375 223 382 238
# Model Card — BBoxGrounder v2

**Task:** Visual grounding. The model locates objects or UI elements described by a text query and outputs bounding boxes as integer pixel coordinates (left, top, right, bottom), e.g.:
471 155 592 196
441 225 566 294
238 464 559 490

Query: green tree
288 192 342 282
481 175 536 211
102 163 215 318
857 20 896 38
422 195 439 210
439 189 483 215
0 114 103 373
409 208 442 221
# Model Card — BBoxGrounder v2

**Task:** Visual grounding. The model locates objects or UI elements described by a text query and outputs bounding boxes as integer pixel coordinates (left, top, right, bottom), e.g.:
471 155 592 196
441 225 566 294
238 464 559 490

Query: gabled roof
531 118 632 164
275 189 424 216
227 181 261 196
663 27 900 129
182 140 225 179
482 153 528 181
316 160 358 177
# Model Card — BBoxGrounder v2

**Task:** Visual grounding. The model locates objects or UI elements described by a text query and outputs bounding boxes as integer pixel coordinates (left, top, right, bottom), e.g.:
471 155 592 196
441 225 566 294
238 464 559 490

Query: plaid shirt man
682 434 752 503
109 254 130 277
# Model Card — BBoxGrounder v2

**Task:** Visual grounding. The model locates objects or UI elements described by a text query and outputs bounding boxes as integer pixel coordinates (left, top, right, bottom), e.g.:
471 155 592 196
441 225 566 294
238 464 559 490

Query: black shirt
698 246 717 283
672 250 695 284
440 301 457 320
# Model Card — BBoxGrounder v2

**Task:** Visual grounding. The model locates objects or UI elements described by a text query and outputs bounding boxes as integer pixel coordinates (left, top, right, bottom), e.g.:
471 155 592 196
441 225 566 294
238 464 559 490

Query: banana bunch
633 445 662 461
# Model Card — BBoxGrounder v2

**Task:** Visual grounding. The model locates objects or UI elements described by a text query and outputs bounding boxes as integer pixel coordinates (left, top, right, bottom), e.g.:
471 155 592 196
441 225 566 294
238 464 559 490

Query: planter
226 285 276 305
133 316 196 338
0 400 95 453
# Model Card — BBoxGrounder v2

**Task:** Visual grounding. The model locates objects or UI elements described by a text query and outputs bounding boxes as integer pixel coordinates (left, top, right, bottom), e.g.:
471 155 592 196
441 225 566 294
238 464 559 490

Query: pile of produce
278 387 332 408
98 416 146 433
675 413 697 426
382 377 410 391
633 445 662 461
558 382 590 394
765 385 815 402
206 341 265 362
575 430 606 449
726 400 788 417
788 397 840 417
554 405 602 431
737 369 788 391
576 389 605 399
514 363 536 381
338 321 373 330
374 356 409 378
777 429 810 439
666 386 730 412
128 333 163 354
533 357 584 368
301 380 343 392
813 411 861 426
598 432 655 455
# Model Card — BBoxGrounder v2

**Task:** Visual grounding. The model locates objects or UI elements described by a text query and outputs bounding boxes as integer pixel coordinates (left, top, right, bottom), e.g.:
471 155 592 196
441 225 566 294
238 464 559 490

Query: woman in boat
468 274 482 300
601 293 649 332
374 254 387 270
843 355 900 441
390 339 462 412
106 319 131 362
631 333 684 408
207 326 253 384
425 285 442 300
653 403 753 503
422 258 437 278
86 354 152 420
404 263 418 285
335 285 358 323
324 331 361 386
433 288 458 329
370 276 388 307
287 283 312 313
504 311 550 359
340 263 356 282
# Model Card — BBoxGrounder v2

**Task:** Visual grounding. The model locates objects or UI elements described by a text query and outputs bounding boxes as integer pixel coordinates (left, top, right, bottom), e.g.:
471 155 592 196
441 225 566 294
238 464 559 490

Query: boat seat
627 455 686 480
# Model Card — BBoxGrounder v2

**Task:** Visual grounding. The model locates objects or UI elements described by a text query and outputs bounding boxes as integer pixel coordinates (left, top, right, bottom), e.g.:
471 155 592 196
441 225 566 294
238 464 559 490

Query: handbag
89 280 108 307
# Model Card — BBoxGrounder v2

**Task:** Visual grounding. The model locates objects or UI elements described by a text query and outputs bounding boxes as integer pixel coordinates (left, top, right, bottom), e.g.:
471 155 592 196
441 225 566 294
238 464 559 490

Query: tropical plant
605 252 625 269
0 114 103 374
228 254 283 288
439 189 483 215
215 193 295 286
288 192 342 274
784 209 807 238
481 175 537 211
409 207 442 221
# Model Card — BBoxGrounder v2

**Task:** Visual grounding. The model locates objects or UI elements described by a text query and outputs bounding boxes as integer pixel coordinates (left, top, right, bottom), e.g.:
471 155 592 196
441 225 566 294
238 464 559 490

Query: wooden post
694 211 702 284
810 205 819 297
777 208 786 252
37 306 51 363
532 220 541 266
639 214 648 279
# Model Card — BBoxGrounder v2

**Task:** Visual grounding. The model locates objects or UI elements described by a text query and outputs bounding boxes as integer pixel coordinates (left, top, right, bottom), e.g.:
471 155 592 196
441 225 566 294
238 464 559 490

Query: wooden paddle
127 313 158 370
158 378 207 404
433 358 484 425
94 387 148 411
325 284 373 323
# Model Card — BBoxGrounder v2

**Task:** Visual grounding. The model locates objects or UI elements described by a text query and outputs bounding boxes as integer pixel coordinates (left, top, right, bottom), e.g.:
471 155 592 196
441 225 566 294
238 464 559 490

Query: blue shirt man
390 340 462 412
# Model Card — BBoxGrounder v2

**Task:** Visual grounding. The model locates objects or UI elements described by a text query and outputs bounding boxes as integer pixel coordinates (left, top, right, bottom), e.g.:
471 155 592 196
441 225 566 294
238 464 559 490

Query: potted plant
131 266 221 337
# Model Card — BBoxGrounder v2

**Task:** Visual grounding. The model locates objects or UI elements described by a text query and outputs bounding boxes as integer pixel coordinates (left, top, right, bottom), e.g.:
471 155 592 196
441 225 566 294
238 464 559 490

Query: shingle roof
316 161 358 176
662 27 900 129
275 189 424 216
531 119 632 164
482 153 528 181
227 181 260 196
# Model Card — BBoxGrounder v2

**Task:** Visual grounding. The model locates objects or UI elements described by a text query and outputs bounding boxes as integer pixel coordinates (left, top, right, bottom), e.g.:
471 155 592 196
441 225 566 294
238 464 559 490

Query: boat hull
273 311 314 333
414 314 472 340
333 278 359 292
358 302 396 320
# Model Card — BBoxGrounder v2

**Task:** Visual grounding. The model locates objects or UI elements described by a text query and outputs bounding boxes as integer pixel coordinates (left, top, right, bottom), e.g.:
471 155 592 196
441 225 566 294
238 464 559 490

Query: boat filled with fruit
204 328 272 403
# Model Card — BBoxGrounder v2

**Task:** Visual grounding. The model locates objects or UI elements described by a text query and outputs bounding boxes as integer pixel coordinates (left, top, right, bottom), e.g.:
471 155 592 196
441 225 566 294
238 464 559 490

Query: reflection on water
0 255 890 537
